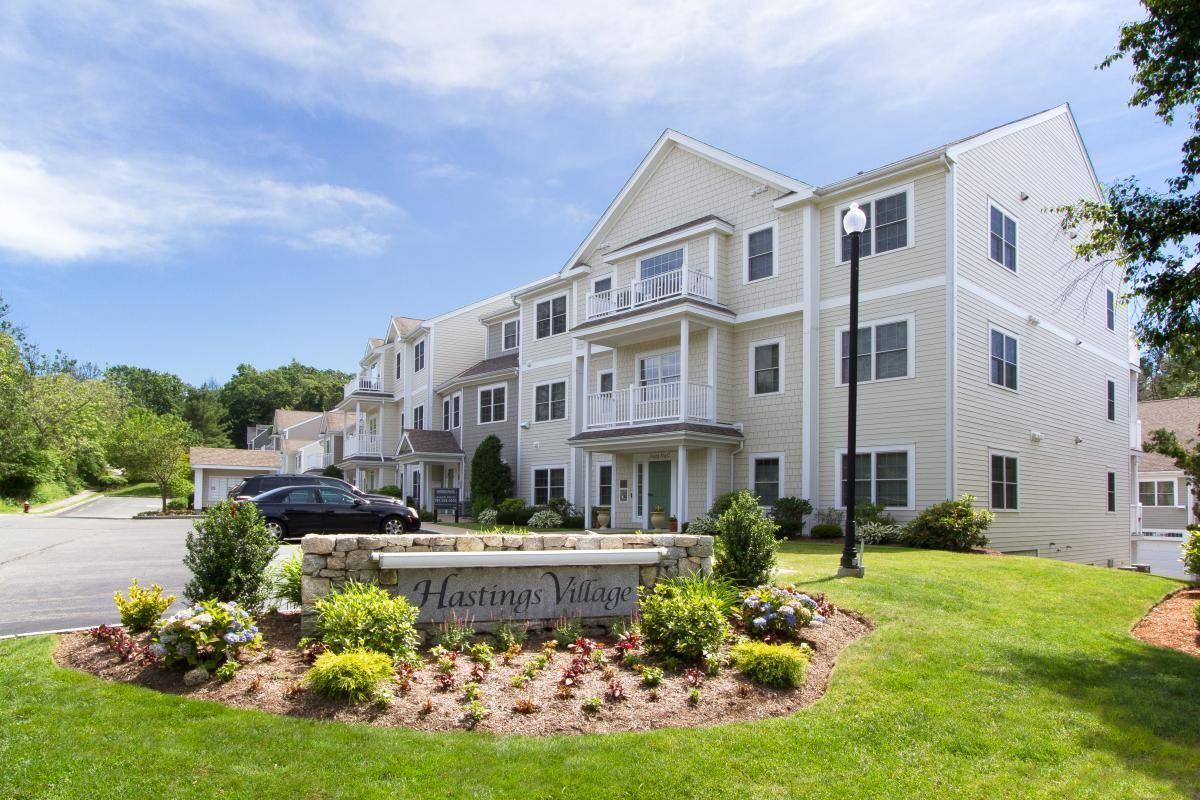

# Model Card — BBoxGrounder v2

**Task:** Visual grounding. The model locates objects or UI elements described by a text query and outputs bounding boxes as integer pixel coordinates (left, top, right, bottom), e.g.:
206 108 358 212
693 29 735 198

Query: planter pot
596 511 610 529
668 519 678 532
650 511 666 531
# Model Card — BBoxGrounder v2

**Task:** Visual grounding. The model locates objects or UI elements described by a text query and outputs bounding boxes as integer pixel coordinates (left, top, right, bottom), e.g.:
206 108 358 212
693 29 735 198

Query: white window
502 319 520 351
990 327 1018 391
1106 289 1116 331
442 398 451 430
750 338 783 395
1139 480 1176 507
597 370 614 394
414 340 425 372
442 393 460 430
990 452 1019 511
836 316 912 385
394 351 402 378
534 380 567 422
597 464 613 507
536 295 567 339
533 467 566 506
412 404 424 431
592 274 613 295
989 203 1017 271
639 248 683 280
639 351 680 385
836 447 913 509
744 222 777 282
478 384 506 424
410 470 421 508
750 454 783 506
1106 378 1116 422
1107 471 1117 513
838 185 912 263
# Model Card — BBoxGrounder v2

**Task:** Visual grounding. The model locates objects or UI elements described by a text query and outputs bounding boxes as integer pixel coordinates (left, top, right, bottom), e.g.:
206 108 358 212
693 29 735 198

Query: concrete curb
0 624 117 641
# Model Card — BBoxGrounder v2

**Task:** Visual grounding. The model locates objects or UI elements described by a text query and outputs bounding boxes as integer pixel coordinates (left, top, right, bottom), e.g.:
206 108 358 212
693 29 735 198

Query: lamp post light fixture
839 201 867 578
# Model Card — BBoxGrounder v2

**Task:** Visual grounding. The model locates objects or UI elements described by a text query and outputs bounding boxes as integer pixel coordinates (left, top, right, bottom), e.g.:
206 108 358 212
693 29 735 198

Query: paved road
0 497 295 636
56 494 160 518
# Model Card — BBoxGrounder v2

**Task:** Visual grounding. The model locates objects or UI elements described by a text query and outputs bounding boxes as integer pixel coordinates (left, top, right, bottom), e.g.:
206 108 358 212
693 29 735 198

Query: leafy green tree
0 331 38 498
183 381 232 447
1139 347 1200 399
25 372 124 485
1058 1 1200 354
108 407 195 511
470 434 513 515
104 364 187 416
1145 425 1200 518
220 361 350 446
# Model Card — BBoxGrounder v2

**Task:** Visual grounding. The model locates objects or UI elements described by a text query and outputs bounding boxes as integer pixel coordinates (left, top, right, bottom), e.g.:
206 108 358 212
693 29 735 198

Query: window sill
835 242 914 267
834 374 913 388
988 382 1019 394
743 274 777 286
749 389 785 398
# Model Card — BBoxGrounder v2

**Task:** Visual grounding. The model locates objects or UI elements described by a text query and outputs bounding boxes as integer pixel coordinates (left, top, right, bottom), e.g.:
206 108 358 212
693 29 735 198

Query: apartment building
325 104 1137 565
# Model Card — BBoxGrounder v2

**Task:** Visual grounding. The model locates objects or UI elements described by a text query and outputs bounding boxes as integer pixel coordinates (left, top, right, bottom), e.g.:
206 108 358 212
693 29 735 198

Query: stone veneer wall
299 532 714 635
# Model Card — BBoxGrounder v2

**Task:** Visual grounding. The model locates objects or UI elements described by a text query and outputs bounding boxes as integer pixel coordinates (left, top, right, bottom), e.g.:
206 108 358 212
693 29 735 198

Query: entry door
647 460 671 518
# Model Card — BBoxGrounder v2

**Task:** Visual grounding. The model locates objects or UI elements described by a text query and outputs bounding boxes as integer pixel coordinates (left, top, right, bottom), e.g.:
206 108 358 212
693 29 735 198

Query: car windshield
252 486 293 502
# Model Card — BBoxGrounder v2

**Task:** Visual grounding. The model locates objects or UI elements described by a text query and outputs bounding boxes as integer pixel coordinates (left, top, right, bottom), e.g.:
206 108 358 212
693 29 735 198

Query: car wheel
265 519 288 539
381 516 406 535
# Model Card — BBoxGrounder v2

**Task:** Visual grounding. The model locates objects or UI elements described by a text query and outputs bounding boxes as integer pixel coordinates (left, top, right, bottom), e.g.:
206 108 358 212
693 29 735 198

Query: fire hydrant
23 501 30 513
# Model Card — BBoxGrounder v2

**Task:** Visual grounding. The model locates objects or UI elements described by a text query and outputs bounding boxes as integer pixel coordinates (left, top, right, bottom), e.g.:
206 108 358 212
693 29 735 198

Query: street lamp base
837 565 866 579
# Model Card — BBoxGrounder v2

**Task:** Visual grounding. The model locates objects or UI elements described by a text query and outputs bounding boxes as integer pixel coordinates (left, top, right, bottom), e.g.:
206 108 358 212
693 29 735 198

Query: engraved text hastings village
410 570 636 618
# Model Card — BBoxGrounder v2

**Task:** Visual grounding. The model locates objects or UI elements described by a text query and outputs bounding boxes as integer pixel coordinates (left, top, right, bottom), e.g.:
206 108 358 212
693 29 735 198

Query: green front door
647 460 671 519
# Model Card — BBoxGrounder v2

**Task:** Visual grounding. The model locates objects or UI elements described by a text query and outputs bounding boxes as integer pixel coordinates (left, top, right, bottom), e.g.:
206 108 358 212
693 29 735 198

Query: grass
104 482 166 498
0 480 76 513
1 543 1198 799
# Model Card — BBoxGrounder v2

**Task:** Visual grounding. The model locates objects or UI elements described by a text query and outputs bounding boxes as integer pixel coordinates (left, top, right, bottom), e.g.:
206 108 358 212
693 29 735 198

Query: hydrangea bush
527 509 563 529
685 514 718 535
151 599 259 669
476 508 499 527
740 585 823 639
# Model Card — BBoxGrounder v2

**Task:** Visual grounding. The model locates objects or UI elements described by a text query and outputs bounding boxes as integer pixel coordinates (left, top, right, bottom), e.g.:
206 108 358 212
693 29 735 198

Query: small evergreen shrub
151 599 259 670
113 579 175 633
471 435 514 515
686 514 719 535
305 649 394 703
714 491 779 586
183 501 278 611
1182 527 1200 577
476 508 499 527
322 465 345 479
638 580 731 662
496 497 532 525
730 640 811 688
375 485 404 498
901 494 993 551
771 497 813 538
857 520 904 545
562 514 585 529
167 497 189 511
314 580 420 662
709 492 738 518
809 523 843 539
852 502 896 527
528 509 563 529
272 551 303 607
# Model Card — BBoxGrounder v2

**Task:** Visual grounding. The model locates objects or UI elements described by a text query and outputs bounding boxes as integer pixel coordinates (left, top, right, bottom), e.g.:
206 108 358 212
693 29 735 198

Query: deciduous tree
108 408 195 511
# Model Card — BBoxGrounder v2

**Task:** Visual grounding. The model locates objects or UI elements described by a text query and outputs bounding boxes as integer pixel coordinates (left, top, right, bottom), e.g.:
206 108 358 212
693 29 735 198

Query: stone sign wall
299 532 713 635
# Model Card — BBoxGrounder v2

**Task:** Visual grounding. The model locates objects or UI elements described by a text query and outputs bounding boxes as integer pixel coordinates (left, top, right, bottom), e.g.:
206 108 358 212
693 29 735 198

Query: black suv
228 474 406 507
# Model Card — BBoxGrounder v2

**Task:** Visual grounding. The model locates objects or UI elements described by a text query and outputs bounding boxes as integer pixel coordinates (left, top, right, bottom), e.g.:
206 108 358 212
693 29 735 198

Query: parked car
228 474 404 506
243 485 421 539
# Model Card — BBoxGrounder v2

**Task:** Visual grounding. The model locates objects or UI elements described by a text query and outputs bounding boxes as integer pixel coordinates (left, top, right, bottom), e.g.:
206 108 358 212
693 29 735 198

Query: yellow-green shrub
113 579 175 633
730 640 810 688
305 649 394 703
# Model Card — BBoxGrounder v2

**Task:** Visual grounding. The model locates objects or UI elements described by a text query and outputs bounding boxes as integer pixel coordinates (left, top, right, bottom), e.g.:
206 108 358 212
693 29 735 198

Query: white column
583 341 591 429
677 445 689 523
706 325 716 421
707 233 718 303
679 317 690 421
193 468 204 510
583 450 592 526
706 448 716 512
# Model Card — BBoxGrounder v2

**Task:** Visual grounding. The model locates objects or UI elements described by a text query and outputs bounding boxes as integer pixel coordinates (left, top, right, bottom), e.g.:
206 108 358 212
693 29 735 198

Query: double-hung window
839 449 910 508
442 398 451 430
1106 289 1116 331
840 189 909 261
990 328 1018 390
597 464 613 507
479 385 506 424
751 455 782 506
745 223 776 282
441 393 460 430
592 275 612 295
1139 480 1176 506
412 404 425 431
502 319 519 351
1106 379 1116 422
413 340 425 372
751 340 782 395
394 352 402 378
534 381 567 422
838 318 910 384
989 204 1017 270
536 295 567 339
990 453 1018 510
1107 471 1117 513
533 467 565 506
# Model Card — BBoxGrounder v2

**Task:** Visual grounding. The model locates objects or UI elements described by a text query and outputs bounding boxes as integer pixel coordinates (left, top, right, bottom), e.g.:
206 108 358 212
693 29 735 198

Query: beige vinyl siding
520 285 575 366
431 297 514 388
518 361 574 504
459 377 518 496
1142 504 1188 531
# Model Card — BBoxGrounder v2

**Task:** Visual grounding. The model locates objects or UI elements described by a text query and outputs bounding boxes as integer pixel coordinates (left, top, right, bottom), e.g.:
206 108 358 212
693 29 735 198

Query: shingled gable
397 429 463 457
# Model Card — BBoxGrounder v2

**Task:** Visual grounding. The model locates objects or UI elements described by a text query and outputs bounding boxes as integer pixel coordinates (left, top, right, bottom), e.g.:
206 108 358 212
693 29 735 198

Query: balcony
344 433 382 458
343 374 386 398
585 269 715 321
298 442 332 472
585 381 713 429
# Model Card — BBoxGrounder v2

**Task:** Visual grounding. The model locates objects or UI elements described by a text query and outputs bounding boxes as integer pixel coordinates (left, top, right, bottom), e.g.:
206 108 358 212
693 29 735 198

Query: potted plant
668 515 678 532
593 506 611 529
650 506 666 531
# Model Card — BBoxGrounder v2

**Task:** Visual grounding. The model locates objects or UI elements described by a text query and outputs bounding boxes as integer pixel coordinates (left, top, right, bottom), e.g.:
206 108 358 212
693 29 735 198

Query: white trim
742 220 779 284
501 318 520 352
945 159 958 500
833 313 916 388
590 271 615 295
531 377 569 424
524 353 575 370
819 275 944 311
1105 375 1117 423
596 368 614 394
534 292 570 340
1106 467 1118 514
987 323 1020 393
530 464 569 506
411 403 425 431
832 444 916 511
833 181 916 266
987 448 1021 512
987 197 1020 274
604 219 732 263
593 458 614 509
476 382 508 425
373 548 665 570
1138 478 1179 507
802 204 819 503
748 336 785 396
748 452 785 508
1106 288 1117 332
635 242 688 280
735 301 805 324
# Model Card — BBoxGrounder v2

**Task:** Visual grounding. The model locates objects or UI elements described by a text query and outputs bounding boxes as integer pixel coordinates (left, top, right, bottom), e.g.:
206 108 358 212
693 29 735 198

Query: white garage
189 447 281 510
1131 532 1197 581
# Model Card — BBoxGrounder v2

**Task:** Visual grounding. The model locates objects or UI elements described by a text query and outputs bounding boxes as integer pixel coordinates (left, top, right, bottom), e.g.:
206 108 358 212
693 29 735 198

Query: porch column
706 448 716 512
421 465 430 512
193 468 204 510
679 318 690 421
706 325 716 421
583 340 591 430
677 444 689 523
583 450 592 526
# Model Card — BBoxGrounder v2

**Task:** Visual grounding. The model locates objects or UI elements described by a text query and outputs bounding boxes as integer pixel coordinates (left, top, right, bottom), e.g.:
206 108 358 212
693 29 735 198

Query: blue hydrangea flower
812 614 826 626
752 616 767 628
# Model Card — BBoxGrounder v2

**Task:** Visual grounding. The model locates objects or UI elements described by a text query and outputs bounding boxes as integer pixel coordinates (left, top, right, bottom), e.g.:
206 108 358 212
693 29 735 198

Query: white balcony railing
344 433 382 458
585 268 715 320
343 375 383 398
585 381 714 429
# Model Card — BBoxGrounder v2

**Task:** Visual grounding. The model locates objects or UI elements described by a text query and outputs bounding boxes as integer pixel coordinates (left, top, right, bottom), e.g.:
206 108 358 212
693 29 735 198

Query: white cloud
0 144 399 262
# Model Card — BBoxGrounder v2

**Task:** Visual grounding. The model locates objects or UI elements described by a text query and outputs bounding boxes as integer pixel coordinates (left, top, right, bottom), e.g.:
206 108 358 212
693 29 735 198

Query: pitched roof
322 410 354 433
1140 397 1200 471
400 429 463 456
280 438 317 453
391 316 423 336
609 214 732 254
189 447 280 468
273 409 323 430
436 352 519 391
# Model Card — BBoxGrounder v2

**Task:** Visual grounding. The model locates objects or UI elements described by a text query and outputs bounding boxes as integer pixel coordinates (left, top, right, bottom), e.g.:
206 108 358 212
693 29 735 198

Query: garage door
207 476 242 503
1133 536 1196 581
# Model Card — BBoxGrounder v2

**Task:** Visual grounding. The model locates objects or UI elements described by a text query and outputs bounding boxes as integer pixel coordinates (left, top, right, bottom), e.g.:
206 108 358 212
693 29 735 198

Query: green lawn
1 543 1197 799
105 481 165 498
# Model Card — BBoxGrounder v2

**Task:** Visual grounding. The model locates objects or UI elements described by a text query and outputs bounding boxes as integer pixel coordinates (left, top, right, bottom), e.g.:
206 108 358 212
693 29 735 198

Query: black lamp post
840 202 867 578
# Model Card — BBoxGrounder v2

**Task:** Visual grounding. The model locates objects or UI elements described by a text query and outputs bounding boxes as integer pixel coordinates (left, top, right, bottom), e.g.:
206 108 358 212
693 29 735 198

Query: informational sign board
433 487 460 510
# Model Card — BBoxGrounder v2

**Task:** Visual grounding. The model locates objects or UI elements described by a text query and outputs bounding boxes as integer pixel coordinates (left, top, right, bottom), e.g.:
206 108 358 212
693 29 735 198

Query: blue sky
0 1 1185 385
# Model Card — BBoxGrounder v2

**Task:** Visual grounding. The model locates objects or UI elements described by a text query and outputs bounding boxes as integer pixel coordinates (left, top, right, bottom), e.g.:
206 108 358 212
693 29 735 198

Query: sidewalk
23 490 101 516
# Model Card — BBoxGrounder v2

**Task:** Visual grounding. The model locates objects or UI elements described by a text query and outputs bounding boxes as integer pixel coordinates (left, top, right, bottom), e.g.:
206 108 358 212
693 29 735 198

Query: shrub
667 572 741 614
730 640 811 688
167 497 188 511
713 491 779 586
322 464 345 479
640 666 664 687
772 497 813 538
809 523 843 539
183 501 278 611
375 485 404 498
553 616 583 647
272 551 303 607
305 649 394 703
1182 526 1200 577
853 502 896 526
495 620 528 650
902 494 993 551
313 580 420 662
563 514 585 529
815 507 843 527
528 509 563 529
113 579 175 633
740 585 820 638
709 492 738 518
151 599 259 670
476 508 498 527
857 520 904 545
1193 599 1200 632
686 514 719 535
638 580 731 662
435 614 476 651
471 435 514 516
496 497 533 525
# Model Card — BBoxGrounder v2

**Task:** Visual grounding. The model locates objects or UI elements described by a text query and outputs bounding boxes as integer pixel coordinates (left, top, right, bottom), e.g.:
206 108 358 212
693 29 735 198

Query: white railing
585 268 715 320
585 381 714 429
343 375 383 397
298 442 331 472
344 433 381 457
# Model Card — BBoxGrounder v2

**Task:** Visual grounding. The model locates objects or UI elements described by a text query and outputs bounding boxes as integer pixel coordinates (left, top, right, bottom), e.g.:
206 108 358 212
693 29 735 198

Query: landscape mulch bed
1133 587 1200 659
55 609 872 735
